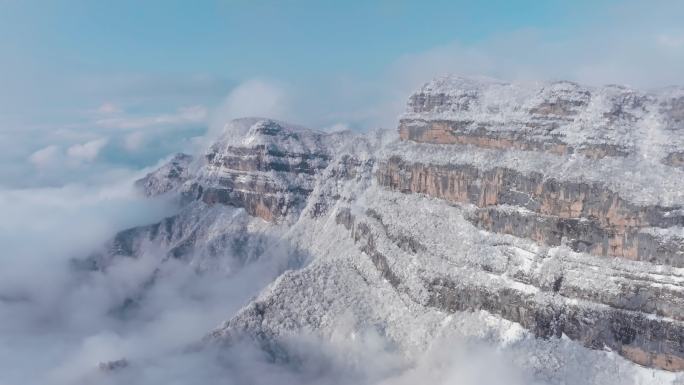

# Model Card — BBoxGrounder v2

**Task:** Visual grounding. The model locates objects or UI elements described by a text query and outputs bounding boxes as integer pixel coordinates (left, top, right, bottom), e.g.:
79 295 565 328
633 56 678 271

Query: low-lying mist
0 169 541 385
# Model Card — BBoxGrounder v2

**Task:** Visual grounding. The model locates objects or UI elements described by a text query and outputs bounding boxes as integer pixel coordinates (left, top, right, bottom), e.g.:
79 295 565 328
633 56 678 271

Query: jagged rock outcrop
135 153 193 196
185 118 333 222
94 77 684 377
89 202 283 271
132 118 334 222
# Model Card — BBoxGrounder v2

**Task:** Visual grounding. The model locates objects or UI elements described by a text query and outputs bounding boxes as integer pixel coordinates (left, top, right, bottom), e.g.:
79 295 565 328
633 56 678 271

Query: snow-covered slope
87 77 684 383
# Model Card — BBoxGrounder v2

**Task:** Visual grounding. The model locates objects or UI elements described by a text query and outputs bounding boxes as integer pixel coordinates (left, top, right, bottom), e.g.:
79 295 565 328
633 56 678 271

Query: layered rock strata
377 156 684 266
187 119 332 222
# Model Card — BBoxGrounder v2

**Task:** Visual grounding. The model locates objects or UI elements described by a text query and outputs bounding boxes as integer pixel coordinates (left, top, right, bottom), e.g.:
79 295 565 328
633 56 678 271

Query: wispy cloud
210 80 287 128
658 31 684 49
97 102 123 115
96 105 208 130
123 131 145 152
29 145 61 168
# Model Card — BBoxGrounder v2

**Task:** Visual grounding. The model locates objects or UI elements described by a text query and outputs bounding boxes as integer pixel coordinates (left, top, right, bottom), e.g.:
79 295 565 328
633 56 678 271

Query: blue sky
1 0 683 188
0 1 594 77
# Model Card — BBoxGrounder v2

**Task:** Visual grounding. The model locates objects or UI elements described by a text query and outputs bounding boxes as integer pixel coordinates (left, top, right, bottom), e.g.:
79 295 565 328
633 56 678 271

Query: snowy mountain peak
207 118 329 164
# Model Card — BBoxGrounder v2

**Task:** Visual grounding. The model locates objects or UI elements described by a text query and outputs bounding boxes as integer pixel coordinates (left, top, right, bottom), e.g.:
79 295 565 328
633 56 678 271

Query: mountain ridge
88 76 684 381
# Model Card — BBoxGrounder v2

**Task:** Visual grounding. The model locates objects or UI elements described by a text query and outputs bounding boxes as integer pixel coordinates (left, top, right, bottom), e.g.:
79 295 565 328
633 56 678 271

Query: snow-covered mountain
87 76 684 383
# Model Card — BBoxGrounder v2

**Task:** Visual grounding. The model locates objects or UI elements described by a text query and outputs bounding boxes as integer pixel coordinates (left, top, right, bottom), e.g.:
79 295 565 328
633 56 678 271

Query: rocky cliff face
376 156 684 266
387 77 684 267
91 77 684 380
186 118 333 222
